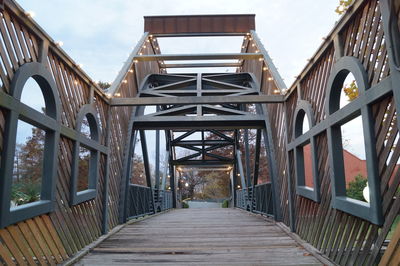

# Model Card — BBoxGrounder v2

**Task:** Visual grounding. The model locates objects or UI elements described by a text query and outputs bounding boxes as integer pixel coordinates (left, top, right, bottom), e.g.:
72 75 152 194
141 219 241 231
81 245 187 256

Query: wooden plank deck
75 208 324 265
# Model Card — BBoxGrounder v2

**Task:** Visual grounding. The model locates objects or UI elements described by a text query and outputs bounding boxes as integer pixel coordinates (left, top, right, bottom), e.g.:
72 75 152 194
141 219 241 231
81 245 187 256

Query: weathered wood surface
76 208 323 265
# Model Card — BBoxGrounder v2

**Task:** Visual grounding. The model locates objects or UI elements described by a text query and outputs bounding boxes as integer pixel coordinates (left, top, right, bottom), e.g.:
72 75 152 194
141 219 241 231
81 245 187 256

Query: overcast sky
17 1 366 168
18 0 340 86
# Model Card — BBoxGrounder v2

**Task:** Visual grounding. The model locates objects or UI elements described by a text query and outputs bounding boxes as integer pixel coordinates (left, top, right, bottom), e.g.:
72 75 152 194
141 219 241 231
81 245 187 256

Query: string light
134 60 139 63
78 64 83 68
273 89 281 94
263 66 268 71
122 80 127 84
115 92 121 97
128 69 134 73
251 43 256 47
25 11 35 18
258 58 263 61
55 41 64 47
268 77 273 81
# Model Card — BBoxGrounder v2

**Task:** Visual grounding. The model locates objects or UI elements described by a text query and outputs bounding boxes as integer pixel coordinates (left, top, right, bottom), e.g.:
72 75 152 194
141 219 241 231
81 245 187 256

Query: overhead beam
153 33 248 37
144 14 255 35
111 95 284 106
134 53 262 61
172 140 233 146
172 160 234 166
132 115 266 130
162 63 241 68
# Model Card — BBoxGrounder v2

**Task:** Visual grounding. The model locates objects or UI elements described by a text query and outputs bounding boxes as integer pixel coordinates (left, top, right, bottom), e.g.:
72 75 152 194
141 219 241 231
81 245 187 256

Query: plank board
76 208 323 265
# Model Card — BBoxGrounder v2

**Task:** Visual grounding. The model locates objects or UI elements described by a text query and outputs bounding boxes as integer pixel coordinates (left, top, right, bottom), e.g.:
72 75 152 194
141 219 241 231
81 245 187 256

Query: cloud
17 0 341 162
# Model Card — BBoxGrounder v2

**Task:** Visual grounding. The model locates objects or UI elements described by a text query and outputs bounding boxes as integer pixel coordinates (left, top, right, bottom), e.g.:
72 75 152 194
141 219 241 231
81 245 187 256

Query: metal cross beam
132 115 266 130
162 63 242 68
134 53 263 61
110 95 284 106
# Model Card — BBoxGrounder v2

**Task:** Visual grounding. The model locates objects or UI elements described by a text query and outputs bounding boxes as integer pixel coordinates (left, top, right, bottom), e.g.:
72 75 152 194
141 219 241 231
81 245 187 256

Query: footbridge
0 0 399 265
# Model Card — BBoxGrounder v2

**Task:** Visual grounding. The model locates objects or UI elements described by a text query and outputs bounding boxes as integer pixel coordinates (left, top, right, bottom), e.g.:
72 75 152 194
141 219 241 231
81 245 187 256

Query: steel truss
119 72 281 220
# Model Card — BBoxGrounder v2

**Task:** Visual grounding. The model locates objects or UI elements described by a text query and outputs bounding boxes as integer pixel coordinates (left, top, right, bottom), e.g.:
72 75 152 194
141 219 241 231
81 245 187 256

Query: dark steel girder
172 140 233 146
132 115 266 130
162 63 242 68
172 160 234 166
111 95 284 106
134 53 262 61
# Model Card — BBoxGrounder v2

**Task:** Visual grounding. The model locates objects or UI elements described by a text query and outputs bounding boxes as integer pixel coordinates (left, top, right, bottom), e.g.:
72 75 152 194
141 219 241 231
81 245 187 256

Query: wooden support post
333 34 344 62
38 39 49 64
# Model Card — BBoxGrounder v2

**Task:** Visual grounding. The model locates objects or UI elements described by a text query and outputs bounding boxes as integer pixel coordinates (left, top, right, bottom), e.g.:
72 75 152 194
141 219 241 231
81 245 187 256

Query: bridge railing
159 190 173 211
127 184 154 219
252 183 273 216
235 188 248 210
236 183 273 216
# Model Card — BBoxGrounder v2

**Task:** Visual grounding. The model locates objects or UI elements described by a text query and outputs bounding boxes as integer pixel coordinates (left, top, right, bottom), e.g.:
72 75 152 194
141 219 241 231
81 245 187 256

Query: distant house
303 145 368 188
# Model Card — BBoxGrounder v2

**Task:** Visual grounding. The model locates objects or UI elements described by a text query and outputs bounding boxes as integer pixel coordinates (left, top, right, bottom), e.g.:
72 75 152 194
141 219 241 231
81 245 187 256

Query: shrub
346 174 367 201
221 199 229 208
182 201 189 208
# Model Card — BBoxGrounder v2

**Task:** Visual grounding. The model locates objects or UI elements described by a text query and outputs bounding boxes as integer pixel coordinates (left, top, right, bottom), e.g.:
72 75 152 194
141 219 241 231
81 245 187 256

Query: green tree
97 81 111 90
179 169 206 200
202 171 230 199
346 174 367 201
12 127 45 205
343 80 359 102
77 146 90 191
130 154 146 186
335 0 354 15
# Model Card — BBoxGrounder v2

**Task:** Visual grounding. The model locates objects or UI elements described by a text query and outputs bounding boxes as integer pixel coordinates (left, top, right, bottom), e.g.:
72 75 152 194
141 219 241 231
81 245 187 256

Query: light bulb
25 11 35 18
55 41 64 47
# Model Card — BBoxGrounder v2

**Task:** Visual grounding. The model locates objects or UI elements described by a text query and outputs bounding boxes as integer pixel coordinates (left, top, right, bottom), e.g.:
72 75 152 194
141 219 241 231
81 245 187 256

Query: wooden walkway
76 209 323 265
